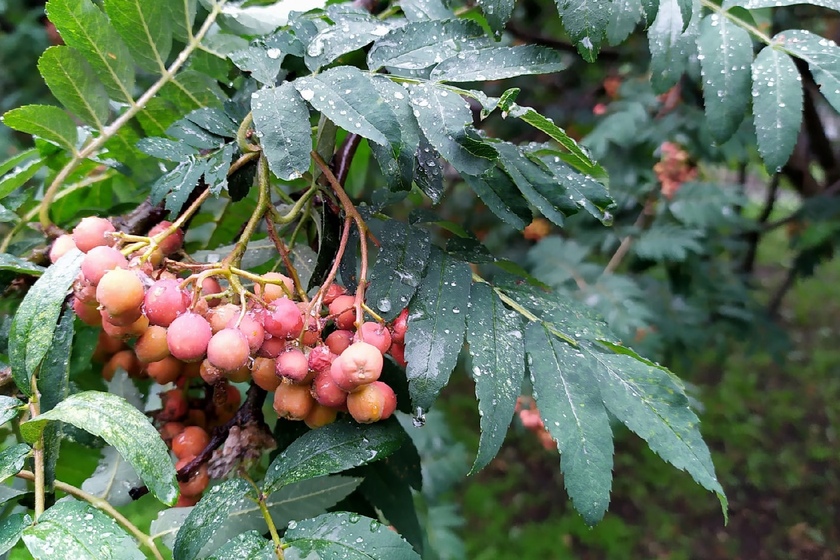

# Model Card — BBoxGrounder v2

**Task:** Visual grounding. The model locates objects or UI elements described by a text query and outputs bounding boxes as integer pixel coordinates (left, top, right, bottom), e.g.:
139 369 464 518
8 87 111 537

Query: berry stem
265 216 309 301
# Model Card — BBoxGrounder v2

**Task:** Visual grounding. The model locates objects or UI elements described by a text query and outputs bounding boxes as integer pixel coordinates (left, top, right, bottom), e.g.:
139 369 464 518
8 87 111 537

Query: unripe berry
207 303 240 333
305 404 338 429
251 357 280 392
311 369 348 408
144 279 190 327
81 246 128 285
146 356 183 385
72 216 116 253
330 342 383 392
172 426 210 459
49 234 77 263
101 310 148 338
322 283 346 305
96 269 145 317
148 221 184 256
263 298 303 339
103 349 140 381
275 347 310 384
347 381 397 423
328 295 356 330
273 379 315 420
175 456 209 497
135 325 170 363
206 328 250 372
255 272 294 303
73 297 102 326
325 329 353 355
227 313 264 353
355 322 392 355
390 309 408 344
167 313 212 362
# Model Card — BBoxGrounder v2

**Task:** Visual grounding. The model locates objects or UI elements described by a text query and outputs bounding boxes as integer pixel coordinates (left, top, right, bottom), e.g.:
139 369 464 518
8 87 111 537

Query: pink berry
144 279 190 327
81 246 128 285
166 313 212 362
329 342 383 392
263 298 304 339
206 328 251 372
355 322 392 355
49 234 77 263
275 347 310 384
72 216 116 253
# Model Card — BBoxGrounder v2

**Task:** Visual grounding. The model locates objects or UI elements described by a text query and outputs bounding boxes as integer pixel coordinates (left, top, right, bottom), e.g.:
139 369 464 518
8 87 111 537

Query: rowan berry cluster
57 215 410 504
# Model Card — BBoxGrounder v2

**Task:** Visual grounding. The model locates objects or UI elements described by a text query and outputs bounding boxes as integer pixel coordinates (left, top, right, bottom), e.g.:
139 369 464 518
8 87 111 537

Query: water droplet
412 407 426 427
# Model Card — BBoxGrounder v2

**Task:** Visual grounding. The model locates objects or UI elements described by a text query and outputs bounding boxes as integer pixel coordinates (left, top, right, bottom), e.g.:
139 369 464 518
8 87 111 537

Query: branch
740 174 780 275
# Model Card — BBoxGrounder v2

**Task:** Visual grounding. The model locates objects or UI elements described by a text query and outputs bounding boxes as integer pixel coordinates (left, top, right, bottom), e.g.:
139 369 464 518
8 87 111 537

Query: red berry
199 359 224 384
258 335 286 358
311 369 348 408
307 345 336 374
207 303 240 334
175 456 209 497
390 309 408 344
273 379 315 420
101 310 148 338
263 298 303 339
96 269 145 318
201 276 224 307
347 381 397 423
160 389 189 421
103 349 140 381
355 322 392 354
144 279 190 327
388 342 407 367
255 272 294 303
206 328 250 372
172 426 210 459
328 295 356 330
167 313 212 362
325 329 353 355
251 357 280 392
148 221 184 256
322 283 346 305
146 356 183 385
135 325 170 363
159 422 185 447
275 347 310 384
72 216 116 253
49 234 77 263
227 313 264 353
73 297 102 326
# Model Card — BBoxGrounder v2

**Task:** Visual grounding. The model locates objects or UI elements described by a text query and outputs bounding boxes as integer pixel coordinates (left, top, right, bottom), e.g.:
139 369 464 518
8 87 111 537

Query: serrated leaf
0 444 30 483
414 134 444 201
585 343 727 516
252 83 312 181
263 419 405 495
283 512 420 560
525 324 614 525
2 106 78 154
167 119 225 150
534 151 614 222
0 148 38 177
186 107 238 138
669 181 746 227
163 71 225 111
229 45 284 85
466 282 525 473
205 143 235 196
607 0 643 44
45 0 136 103
294 67 400 148
634 225 704 260
410 83 495 176
0 254 45 277
136 96 181 137
697 15 753 143
0 514 31 555
150 157 210 214
22 499 143 560
405 248 471 410
649 0 689 93
206 531 274 560
9 249 82 395
751 39 804 163
778 29 840 114
104 0 171 74
370 77 422 192
477 0 514 32
462 168 532 230
136 137 199 162
267 475 363 529
366 221 431 321
38 46 110 129
80 446 142 507
20 391 178 505
367 20 489 71
0 396 23 426
554 0 610 61
431 45 566 83
401 0 454 21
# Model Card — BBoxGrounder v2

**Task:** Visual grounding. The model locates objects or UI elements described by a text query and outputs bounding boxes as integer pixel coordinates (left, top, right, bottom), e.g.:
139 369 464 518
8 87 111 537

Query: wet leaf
2 106 78 154
0 444 31 483
367 20 489 71
431 45 566 83
252 83 313 181
553 0 610 61
779 29 840 114
0 254 45 277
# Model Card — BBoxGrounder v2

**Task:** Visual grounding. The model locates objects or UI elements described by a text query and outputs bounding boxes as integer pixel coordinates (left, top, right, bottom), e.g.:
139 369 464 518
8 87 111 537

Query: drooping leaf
21 391 178 505
462 168 532 230
369 76 422 192
2 105 79 154
37 46 110 129
410 83 495 176
103 0 172 74
205 143 236 196
414 134 445 201
607 0 643 44
367 20 489 71
294 67 401 148
525 324 614 525
554 0 610 61
533 150 615 222
649 0 689 93
137 137 199 162
0 254 45 277
466 282 526 473
80 446 142 507
477 0 515 33
0 444 31 483
163 70 225 111
263 419 406 495
22 499 144 560
431 45 566 83
697 14 753 143
252 83 312 181
45 0 136 103
778 29 840 114
230 45 284 85
405 248 472 410
283 512 420 560
9 249 83 396
366 220 431 321
206 531 274 560
0 396 23 426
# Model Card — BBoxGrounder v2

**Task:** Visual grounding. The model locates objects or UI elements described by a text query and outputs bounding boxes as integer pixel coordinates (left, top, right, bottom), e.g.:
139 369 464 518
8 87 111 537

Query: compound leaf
367 20 489 71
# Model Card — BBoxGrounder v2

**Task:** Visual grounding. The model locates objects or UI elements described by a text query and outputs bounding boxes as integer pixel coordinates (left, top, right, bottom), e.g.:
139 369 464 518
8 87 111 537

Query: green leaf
0 514 32 556
174 478 253 560
697 15 753 143
263 419 406 495
409 83 495 176
0 254 45 277
205 143 235 196
150 157 210 214
366 220 431 321
2 105 79 154
37 46 110 129
103 0 172 74
405 248 472 410
0 444 31 483
22 499 144 560
187 107 238 138
304 11 390 72
0 148 38 177
553 0 610 61
9 249 83 395
431 45 566 83
163 70 225 111
136 96 181 136
477 0 514 33
649 0 689 93
466 282 525 473
533 151 615 222
586 343 727 516
252 83 312 181
80 446 141 507
45 0 136 103
525 324 614 525
294 67 401 148
751 44 803 171
400 0 454 21
462 168 532 230
367 20 489 71
230 45 283 85
20 391 178 505
607 0 643 45
369 76 422 192
0 396 23 426
778 29 840 114
166 0 197 41
735 0 840 9
206 531 274 560
283 512 420 560
633 224 704 260
137 137 199 162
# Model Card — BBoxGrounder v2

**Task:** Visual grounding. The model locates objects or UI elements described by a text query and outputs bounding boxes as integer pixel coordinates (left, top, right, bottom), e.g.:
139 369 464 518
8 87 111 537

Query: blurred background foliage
2 0 839 557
